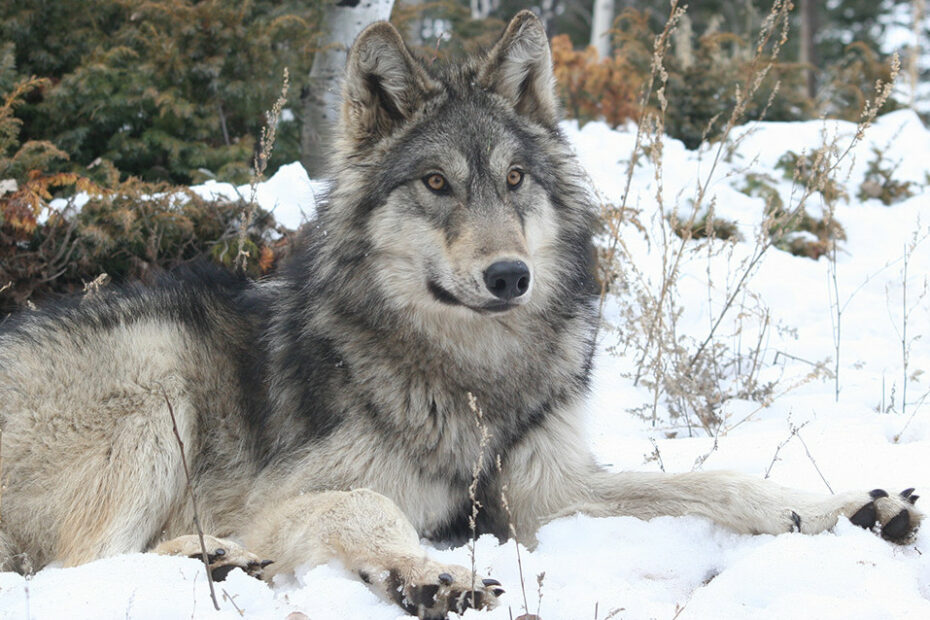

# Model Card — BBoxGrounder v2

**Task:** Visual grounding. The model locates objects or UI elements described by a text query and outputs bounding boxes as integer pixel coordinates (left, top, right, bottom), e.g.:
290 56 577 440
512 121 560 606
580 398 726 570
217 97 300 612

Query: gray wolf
0 11 921 619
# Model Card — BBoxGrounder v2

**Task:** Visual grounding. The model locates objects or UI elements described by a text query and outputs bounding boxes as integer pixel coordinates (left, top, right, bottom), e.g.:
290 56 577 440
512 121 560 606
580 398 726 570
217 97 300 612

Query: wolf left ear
342 22 438 145
479 11 558 127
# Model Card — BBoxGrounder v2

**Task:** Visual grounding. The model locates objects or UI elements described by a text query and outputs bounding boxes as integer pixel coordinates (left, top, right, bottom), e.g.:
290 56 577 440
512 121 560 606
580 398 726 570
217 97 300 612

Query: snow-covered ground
4 110 930 619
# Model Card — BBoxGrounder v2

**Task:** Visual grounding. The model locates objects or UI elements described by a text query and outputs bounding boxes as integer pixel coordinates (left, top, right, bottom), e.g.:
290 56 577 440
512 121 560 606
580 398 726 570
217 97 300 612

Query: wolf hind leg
244 489 504 619
1 382 195 568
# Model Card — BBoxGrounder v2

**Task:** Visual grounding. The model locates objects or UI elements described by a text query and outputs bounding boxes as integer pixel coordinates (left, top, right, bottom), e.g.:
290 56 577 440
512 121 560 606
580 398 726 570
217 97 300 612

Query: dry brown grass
598 2 903 436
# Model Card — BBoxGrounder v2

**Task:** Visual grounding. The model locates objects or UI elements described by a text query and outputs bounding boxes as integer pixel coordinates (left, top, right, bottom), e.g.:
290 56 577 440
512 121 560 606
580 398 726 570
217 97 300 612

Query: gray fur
0 12 920 618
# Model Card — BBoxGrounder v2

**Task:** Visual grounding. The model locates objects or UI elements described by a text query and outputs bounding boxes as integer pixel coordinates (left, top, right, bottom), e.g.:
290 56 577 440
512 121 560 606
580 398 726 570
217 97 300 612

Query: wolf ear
342 22 437 145
479 10 558 127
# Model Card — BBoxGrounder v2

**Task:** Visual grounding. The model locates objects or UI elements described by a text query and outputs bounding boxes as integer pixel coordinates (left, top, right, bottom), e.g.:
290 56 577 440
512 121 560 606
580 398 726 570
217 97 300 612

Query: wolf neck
266 245 595 480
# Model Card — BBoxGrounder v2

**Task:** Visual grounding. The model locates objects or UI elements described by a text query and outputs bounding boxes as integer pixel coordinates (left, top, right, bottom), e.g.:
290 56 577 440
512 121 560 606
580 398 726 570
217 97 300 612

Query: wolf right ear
479 11 558 127
342 22 438 146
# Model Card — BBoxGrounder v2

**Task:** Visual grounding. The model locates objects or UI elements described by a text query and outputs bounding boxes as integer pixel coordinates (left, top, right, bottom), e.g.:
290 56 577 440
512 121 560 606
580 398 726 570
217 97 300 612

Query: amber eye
507 168 524 188
423 173 448 193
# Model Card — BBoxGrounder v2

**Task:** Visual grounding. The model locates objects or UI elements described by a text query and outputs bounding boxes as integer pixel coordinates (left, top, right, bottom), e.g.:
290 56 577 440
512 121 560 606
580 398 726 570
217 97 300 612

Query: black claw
791 510 802 532
438 572 453 585
881 509 912 541
482 578 501 587
870 489 889 499
909 495 919 505
850 501 877 528
901 488 916 499
246 559 273 573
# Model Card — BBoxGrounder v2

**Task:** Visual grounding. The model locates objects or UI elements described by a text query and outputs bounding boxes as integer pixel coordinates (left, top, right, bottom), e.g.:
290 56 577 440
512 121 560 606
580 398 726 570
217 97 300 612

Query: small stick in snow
161 388 220 611
496 455 530 615
794 425 834 494
764 419 810 479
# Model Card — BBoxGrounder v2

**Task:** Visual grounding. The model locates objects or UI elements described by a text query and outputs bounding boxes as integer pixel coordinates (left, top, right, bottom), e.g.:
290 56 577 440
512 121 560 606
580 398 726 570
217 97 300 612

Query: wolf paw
154 534 274 581
847 488 922 543
375 566 503 620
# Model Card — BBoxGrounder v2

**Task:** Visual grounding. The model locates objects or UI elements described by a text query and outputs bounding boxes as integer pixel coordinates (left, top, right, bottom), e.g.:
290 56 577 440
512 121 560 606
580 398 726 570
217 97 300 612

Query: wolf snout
483 260 531 301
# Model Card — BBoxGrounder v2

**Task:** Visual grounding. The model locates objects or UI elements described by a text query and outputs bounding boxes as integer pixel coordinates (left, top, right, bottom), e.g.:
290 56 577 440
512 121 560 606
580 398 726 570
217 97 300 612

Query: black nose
483 260 531 301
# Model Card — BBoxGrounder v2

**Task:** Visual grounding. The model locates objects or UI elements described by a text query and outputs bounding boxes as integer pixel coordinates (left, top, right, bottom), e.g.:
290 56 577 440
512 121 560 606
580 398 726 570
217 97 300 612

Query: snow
5 111 930 619
46 162 325 228
187 162 324 227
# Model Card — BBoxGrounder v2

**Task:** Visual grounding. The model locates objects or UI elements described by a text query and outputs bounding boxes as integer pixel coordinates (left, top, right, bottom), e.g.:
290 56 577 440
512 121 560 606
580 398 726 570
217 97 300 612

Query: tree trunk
910 0 926 110
590 0 615 59
799 0 818 100
398 0 425 47
300 0 395 178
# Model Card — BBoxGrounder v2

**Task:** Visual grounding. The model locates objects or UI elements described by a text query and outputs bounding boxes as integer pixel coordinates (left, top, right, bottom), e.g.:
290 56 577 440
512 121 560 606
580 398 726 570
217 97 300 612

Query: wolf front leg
243 489 503 620
501 408 921 544
154 534 272 581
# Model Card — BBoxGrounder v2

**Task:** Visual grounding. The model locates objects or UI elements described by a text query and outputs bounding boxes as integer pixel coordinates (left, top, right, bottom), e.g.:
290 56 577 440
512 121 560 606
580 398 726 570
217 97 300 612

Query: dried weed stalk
886 225 929 418
826 55 902 399
466 392 490 610
495 454 530 617
598 0 686 316
602 2 902 434
161 388 220 611
237 69 289 272
763 418 809 479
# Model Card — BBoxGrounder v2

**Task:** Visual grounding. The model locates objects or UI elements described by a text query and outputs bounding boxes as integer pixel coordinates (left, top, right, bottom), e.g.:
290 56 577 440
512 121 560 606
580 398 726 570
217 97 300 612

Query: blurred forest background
1 0 925 315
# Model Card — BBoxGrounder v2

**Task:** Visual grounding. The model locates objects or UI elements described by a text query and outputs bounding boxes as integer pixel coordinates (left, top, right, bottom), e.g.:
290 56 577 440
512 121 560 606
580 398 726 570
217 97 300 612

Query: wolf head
310 11 595 332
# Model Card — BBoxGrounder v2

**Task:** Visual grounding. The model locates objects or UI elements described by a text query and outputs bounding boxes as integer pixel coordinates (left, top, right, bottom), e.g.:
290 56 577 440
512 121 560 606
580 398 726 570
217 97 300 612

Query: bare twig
764 419 810 479
535 572 545 619
496 454 530 615
238 69 289 272
598 0 686 318
645 437 666 472
691 428 721 471
466 392 490 610
794 426 834 494
161 389 220 611
894 388 930 442
221 589 245 617
885 225 929 418
901 243 909 416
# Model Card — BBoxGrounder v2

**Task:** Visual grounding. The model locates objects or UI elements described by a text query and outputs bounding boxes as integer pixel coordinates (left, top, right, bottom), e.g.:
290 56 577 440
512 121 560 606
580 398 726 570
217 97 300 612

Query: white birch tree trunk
910 0 926 110
470 0 498 21
590 0 615 58
799 0 818 100
301 0 395 177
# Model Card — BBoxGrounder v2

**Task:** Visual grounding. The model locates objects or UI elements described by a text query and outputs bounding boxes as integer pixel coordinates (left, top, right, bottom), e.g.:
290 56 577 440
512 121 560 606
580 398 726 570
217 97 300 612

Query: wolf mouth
427 280 515 314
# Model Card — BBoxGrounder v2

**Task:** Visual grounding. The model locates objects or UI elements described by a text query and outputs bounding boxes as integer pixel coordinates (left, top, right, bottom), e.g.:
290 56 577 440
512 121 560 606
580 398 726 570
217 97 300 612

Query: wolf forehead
380 99 552 179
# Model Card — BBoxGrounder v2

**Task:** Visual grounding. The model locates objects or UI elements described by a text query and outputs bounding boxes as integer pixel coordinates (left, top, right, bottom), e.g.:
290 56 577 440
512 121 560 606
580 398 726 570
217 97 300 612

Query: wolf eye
423 173 448 193
506 168 524 189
